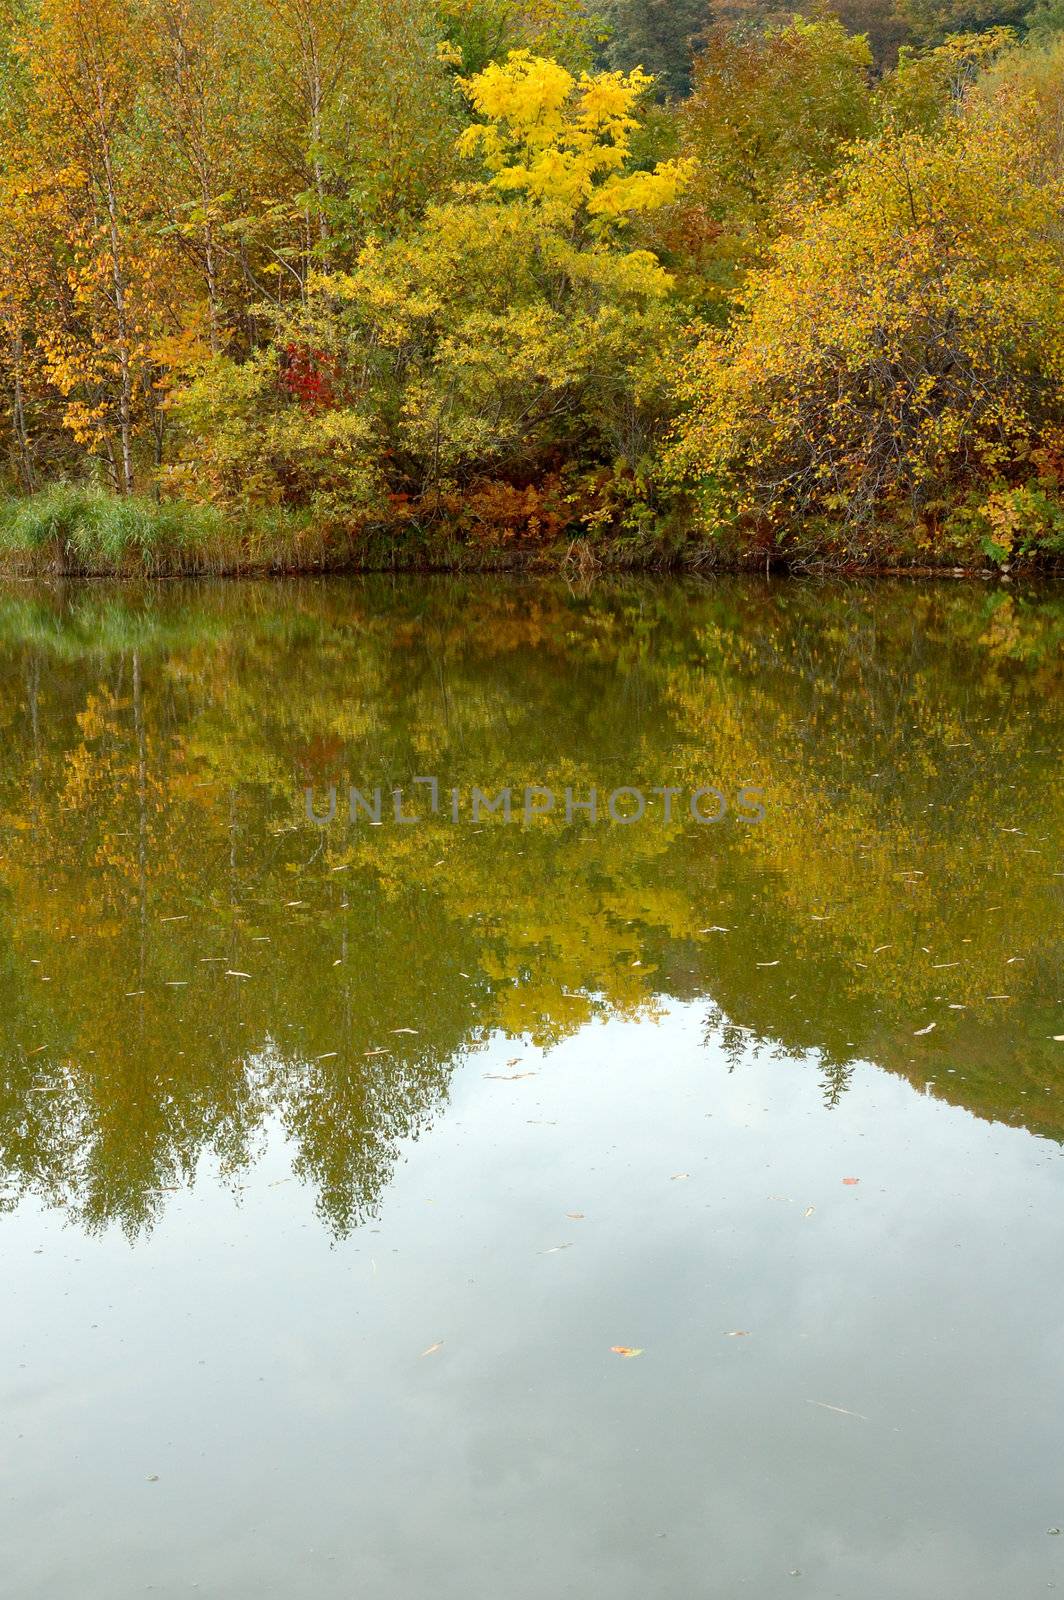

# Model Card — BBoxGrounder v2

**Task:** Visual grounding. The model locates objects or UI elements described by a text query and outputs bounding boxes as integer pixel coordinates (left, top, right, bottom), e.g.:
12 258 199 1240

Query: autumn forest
1 0 1064 571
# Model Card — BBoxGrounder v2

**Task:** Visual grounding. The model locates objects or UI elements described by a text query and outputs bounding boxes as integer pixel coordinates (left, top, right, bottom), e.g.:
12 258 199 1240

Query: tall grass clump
0 486 223 575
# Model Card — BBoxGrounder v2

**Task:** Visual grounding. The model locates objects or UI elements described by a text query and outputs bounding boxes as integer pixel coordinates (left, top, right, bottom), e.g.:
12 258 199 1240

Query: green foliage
0 485 220 570
1025 0 1064 38
895 0 1034 43
167 350 378 520
436 0 597 73
169 54 691 538
875 27 1016 130
598 0 707 97
664 17 873 305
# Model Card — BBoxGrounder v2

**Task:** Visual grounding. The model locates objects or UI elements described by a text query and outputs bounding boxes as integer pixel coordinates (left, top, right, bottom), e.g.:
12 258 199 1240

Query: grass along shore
1 486 1062 578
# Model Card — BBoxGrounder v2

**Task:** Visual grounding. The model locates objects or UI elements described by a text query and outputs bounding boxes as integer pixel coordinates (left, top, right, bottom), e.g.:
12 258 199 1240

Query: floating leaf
610 1345 644 1358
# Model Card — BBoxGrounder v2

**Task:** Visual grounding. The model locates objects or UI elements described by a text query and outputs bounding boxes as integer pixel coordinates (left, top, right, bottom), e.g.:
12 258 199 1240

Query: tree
598 0 708 97
668 105 1064 554
171 54 691 523
664 17 872 304
436 0 597 74
895 0 1033 45
875 26 1016 131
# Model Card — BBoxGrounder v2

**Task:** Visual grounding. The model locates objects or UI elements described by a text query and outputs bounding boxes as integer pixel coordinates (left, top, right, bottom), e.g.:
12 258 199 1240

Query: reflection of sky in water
5 999 1064 1600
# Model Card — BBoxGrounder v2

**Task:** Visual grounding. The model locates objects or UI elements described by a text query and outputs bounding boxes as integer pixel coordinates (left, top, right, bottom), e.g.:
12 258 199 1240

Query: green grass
0 486 352 577
0 487 224 575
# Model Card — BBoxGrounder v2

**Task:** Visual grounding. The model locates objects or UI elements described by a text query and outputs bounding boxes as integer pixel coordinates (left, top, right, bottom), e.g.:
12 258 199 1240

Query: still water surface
1 577 1062 1599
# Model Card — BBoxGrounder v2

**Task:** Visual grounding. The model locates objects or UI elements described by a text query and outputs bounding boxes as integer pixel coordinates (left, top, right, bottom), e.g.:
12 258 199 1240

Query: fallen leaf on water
842 1177 860 1186
610 1346 644 1358
671 1172 689 1181
484 1071 536 1080
725 1330 750 1337
872 945 892 954
391 1028 419 1035
806 1400 868 1421
566 1212 585 1220
225 971 251 980
913 1022 936 1036
699 926 730 933
804 1206 815 1218
756 960 780 968
315 1052 338 1061
420 1342 443 1358
540 1244 573 1254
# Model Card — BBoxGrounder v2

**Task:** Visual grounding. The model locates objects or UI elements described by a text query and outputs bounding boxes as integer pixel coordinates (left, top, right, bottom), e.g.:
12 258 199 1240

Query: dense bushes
669 101 1064 563
1 0 1064 570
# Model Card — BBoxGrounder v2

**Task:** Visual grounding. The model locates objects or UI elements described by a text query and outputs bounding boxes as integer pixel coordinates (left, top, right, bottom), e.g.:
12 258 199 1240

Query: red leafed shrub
280 343 336 412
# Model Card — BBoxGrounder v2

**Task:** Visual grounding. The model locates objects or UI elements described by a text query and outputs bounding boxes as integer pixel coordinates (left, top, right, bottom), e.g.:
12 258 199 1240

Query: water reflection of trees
0 578 1060 1236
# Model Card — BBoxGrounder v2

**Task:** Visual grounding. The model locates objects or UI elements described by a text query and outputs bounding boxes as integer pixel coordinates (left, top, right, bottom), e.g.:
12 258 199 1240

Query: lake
1 575 1062 1599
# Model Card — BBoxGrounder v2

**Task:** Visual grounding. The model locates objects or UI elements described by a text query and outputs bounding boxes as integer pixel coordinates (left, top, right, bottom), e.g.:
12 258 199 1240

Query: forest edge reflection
0 575 1060 1239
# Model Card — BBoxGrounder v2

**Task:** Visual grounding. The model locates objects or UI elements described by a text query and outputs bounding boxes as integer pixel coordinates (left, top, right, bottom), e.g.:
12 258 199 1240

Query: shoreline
0 553 1058 582
2 489 1061 582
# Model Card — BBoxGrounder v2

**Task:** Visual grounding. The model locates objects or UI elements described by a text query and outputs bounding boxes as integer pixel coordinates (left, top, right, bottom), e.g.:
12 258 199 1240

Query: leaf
610 1346 644 1357
913 1022 936 1035
420 1342 443 1358
842 1177 859 1185
725 1330 750 1337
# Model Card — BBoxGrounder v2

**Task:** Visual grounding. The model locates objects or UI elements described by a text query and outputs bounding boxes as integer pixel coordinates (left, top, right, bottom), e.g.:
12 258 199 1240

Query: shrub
668 108 1064 557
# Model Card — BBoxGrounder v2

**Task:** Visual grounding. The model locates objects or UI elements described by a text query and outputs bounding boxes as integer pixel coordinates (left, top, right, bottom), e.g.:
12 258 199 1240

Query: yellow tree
458 50 691 232
668 103 1064 559
134 0 252 357
16 0 168 491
